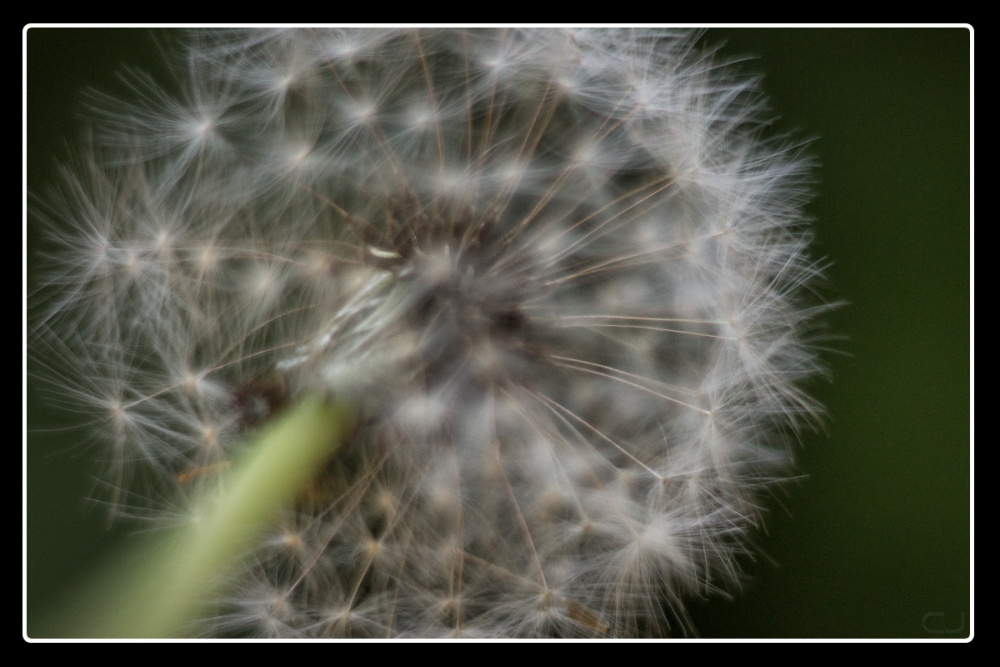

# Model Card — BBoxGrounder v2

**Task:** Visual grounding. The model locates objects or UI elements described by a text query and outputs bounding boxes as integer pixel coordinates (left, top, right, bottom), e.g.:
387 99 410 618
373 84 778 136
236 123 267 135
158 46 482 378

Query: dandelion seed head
32 28 826 637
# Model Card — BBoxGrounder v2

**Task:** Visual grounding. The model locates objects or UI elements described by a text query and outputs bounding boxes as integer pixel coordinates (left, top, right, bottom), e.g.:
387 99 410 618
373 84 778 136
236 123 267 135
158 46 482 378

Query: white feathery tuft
32 28 826 637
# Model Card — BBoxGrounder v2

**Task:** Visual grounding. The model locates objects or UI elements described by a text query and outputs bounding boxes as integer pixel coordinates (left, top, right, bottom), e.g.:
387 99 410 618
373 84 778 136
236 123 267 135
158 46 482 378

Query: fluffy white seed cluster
33 28 823 637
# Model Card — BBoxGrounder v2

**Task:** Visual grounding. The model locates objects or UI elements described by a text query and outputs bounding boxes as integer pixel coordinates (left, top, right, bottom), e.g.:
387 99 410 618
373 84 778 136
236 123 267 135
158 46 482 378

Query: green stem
47 394 352 638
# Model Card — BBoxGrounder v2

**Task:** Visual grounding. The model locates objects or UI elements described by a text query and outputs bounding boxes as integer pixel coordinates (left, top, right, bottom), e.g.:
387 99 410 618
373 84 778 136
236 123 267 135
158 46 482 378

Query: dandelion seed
32 28 826 637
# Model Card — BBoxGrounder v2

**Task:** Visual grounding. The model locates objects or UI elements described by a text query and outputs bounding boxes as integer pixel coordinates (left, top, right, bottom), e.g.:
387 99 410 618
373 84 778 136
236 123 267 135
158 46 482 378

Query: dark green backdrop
26 27 971 639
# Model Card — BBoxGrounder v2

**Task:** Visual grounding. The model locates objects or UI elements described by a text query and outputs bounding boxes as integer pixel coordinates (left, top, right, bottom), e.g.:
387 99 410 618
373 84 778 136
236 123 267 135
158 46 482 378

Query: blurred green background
26 28 971 638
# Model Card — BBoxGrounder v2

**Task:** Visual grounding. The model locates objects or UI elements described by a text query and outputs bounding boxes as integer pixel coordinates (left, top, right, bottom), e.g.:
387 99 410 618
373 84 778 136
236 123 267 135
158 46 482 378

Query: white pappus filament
32 28 826 638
